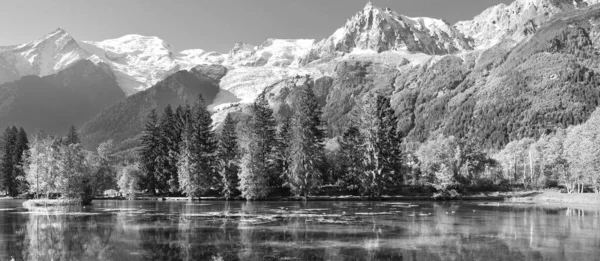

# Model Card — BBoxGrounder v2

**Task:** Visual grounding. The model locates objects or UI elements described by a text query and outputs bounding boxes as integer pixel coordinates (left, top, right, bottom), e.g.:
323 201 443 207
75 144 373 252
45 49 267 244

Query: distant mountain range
1 0 600 151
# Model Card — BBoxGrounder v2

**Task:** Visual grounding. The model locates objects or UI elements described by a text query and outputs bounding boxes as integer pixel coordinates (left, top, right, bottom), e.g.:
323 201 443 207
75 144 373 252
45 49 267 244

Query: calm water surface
0 200 599 261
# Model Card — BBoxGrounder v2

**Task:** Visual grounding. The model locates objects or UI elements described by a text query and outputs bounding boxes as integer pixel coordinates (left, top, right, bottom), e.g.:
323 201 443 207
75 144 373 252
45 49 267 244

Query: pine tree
12 127 29 193
63 125 80 145
239 93 277 200
288 84 324 197
218 113 241 199
156 105 180 193
340 126 363 193
0 127 17 196
177 122 198 198
274 116 291 187
175 104 192 140
140 109 160 194
190 94 217 195
359 94 402 198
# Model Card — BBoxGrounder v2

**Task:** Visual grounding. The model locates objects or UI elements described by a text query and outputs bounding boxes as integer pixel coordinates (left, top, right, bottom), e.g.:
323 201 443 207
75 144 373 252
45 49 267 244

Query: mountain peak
40 27 73 42
455 0 600 48
300 2 472 64
52 27 67 34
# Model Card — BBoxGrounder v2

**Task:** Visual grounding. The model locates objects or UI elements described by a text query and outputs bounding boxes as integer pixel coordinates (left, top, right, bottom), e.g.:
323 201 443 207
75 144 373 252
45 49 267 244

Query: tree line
136 84 405 199
0 125 117 202
493 108 600 193
134 83 600 199
5 83 600 201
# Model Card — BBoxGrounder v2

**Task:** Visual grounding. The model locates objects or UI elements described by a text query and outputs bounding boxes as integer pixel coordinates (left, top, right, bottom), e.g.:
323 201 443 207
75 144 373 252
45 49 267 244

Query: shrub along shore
22 198 83 208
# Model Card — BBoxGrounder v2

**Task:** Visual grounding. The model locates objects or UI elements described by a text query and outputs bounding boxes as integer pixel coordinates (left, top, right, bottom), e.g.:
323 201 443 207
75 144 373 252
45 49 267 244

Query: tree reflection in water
21 210 117 260
0 201 598 261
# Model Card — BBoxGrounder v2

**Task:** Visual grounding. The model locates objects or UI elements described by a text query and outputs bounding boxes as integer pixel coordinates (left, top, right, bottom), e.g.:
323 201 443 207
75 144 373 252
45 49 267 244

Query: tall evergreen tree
218 113 241 199
0 127 17 196
12 127 29 193
140 109 160 194
190 94 217 195
359 94 402 198
340 126 363 193
177 122 198 198
288 85 324 197
239 93 277 200
274 116 291 187
156 105 180 193
175 104 192 140
64 125 80 145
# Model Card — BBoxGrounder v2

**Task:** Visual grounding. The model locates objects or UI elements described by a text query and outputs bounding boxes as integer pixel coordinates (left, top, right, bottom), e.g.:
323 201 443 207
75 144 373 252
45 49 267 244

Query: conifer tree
274 116 291 186
140 109 160 194
218 113 241 199
239 93 277 199
190 94 217 195
177 122 198 198
12 127 29 193
359 94 402 198
64 125 80 145
340 126 363 193
157 105 180 193
0 127 17 196
288 85 324 197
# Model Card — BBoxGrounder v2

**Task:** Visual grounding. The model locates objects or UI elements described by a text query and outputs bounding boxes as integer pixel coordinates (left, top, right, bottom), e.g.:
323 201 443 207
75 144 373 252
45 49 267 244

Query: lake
0 200 599 261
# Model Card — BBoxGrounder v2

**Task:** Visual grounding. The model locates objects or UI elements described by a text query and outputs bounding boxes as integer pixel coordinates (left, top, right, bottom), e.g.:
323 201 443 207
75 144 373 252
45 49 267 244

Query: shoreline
14 191 600 206
100 191 542 202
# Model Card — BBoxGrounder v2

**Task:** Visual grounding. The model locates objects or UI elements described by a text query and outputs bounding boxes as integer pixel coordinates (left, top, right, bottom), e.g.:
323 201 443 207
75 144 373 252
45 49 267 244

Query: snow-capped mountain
79 35 225 95
224 39 314 67
0 28 91 84
301 2 472 65
2 0 600 100
455 0 600 49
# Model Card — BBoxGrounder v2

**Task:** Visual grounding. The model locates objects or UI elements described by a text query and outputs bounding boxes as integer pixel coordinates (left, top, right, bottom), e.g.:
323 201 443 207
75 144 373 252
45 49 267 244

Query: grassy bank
22 198 82 208
530 192 600 205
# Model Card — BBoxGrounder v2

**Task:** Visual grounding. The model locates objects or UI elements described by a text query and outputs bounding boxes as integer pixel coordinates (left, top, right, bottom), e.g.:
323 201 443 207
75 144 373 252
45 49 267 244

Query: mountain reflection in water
0 200 599 261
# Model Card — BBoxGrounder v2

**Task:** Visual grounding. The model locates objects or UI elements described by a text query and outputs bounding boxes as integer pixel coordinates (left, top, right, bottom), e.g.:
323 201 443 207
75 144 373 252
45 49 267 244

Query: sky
0 0 512 53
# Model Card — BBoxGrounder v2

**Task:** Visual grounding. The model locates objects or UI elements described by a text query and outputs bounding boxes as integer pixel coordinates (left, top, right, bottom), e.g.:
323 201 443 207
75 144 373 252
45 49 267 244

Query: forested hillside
79 67 223 150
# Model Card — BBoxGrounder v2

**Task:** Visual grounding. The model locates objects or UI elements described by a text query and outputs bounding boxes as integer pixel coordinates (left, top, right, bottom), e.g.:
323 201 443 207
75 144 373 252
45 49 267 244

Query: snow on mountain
0 28 91 84
455 0 600 49
79 34 314 94
177 49 225 69
80 34 228 95
79 34 184 95
4 0 599 100
224 39 314 67
301 2 472 65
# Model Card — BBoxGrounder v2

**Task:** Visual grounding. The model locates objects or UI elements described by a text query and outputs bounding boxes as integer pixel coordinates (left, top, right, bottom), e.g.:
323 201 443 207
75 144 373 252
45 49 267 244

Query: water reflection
0 200 599 261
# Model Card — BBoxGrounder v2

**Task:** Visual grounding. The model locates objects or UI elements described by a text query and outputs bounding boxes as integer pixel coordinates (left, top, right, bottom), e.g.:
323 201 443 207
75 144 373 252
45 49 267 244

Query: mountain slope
79 66 222 149
315 2 600 149
0 60 125 134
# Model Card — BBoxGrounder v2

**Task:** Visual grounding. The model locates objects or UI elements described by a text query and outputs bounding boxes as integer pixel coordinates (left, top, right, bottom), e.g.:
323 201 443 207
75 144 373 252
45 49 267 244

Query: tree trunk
529 150 534 187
